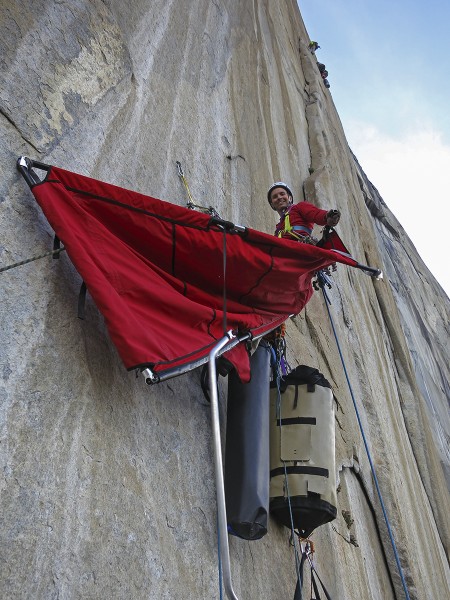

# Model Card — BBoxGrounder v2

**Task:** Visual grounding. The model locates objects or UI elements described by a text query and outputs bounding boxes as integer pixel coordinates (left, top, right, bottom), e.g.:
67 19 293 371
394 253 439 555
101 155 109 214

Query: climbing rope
0 246 65 273
320 284 411 600
272 350 305 599
283 468 304 600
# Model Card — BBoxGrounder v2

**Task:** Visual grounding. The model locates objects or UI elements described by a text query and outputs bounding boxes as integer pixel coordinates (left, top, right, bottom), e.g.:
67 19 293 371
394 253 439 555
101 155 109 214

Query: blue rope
321 287 411 600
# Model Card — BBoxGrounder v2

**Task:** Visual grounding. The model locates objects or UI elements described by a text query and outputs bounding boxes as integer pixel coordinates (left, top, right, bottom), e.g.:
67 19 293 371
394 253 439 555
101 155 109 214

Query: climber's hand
326 209 340 227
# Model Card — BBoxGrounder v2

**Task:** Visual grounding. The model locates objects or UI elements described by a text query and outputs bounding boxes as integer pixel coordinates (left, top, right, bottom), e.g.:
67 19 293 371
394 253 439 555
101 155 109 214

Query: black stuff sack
224 341 271 540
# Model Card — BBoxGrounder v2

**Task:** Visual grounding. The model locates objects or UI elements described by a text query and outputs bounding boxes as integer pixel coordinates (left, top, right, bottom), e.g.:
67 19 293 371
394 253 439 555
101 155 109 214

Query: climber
308 40 320 54
319 68 330 88
316 63 331 88
268 182 340 244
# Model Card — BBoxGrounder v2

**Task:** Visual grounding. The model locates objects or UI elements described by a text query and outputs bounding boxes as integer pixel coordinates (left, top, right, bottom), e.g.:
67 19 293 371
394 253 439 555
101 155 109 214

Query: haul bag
269 366 337 538
224 341 271 540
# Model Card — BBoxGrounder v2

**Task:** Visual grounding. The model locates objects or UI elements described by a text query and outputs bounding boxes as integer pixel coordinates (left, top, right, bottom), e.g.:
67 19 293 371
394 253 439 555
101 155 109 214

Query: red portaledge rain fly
29 166 359 382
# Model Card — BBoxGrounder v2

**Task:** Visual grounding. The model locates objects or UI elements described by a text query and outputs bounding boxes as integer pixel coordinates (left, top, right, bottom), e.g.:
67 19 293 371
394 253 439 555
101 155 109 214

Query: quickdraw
176 161 221 218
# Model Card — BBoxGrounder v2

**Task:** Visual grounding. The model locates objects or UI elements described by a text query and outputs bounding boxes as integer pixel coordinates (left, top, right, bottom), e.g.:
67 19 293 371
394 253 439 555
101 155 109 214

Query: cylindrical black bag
224 341 271 540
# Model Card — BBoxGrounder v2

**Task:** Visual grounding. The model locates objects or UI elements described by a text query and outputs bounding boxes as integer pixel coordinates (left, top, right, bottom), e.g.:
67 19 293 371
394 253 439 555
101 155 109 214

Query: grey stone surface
1 1 449 599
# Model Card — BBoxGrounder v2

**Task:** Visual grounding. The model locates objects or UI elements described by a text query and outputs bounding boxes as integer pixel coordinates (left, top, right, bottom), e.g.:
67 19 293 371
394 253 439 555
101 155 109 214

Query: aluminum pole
208 332 248 600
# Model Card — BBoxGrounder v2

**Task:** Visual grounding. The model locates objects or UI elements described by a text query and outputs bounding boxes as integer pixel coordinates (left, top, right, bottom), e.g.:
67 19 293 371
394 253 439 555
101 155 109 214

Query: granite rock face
1 2 449 599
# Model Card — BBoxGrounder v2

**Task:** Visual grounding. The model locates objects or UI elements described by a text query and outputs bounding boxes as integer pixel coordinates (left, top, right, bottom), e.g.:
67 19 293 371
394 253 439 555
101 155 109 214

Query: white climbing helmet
267 181 293 204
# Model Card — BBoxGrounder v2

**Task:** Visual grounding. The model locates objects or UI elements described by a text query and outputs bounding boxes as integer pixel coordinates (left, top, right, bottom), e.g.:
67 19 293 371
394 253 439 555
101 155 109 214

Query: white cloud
345 123 450 296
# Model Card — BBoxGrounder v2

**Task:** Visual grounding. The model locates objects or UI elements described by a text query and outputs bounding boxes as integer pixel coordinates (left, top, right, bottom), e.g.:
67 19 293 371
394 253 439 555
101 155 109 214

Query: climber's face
270 187 292 213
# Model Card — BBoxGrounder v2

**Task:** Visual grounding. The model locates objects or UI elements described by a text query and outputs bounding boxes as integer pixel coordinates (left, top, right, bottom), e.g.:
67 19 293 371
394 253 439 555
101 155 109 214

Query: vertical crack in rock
297 39 333 208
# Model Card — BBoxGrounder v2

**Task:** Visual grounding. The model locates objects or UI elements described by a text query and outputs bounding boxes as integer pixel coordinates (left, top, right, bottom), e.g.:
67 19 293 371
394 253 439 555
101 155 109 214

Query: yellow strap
176 161 196 205
277 214 291 237
180 174 195 205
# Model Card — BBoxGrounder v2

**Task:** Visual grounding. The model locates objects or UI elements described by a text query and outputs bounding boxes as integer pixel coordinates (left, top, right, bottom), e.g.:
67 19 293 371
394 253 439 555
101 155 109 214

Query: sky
299 0 450 297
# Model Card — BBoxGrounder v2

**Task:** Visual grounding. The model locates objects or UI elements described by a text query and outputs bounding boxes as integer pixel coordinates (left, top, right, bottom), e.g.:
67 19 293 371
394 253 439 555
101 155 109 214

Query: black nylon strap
78 281 87 320
311 567 333 600
293 550 307 600
53 235 61 259
270 465 329 478
311 571 322 599
293 384 299 409
276 417 316 426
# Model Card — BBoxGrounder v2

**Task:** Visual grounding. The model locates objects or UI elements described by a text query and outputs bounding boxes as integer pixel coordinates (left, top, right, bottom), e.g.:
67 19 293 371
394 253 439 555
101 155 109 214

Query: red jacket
275 202 328 239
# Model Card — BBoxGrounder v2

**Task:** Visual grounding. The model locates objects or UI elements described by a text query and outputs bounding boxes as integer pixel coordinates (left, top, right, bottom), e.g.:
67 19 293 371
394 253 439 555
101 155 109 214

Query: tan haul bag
269 366 337 538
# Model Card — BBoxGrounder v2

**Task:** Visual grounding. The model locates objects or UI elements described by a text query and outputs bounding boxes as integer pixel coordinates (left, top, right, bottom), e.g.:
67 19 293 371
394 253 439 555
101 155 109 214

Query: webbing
277 214 312 241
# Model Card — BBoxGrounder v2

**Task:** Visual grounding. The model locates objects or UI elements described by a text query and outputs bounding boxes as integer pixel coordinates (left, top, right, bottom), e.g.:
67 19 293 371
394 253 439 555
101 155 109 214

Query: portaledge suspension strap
176 161 220 217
